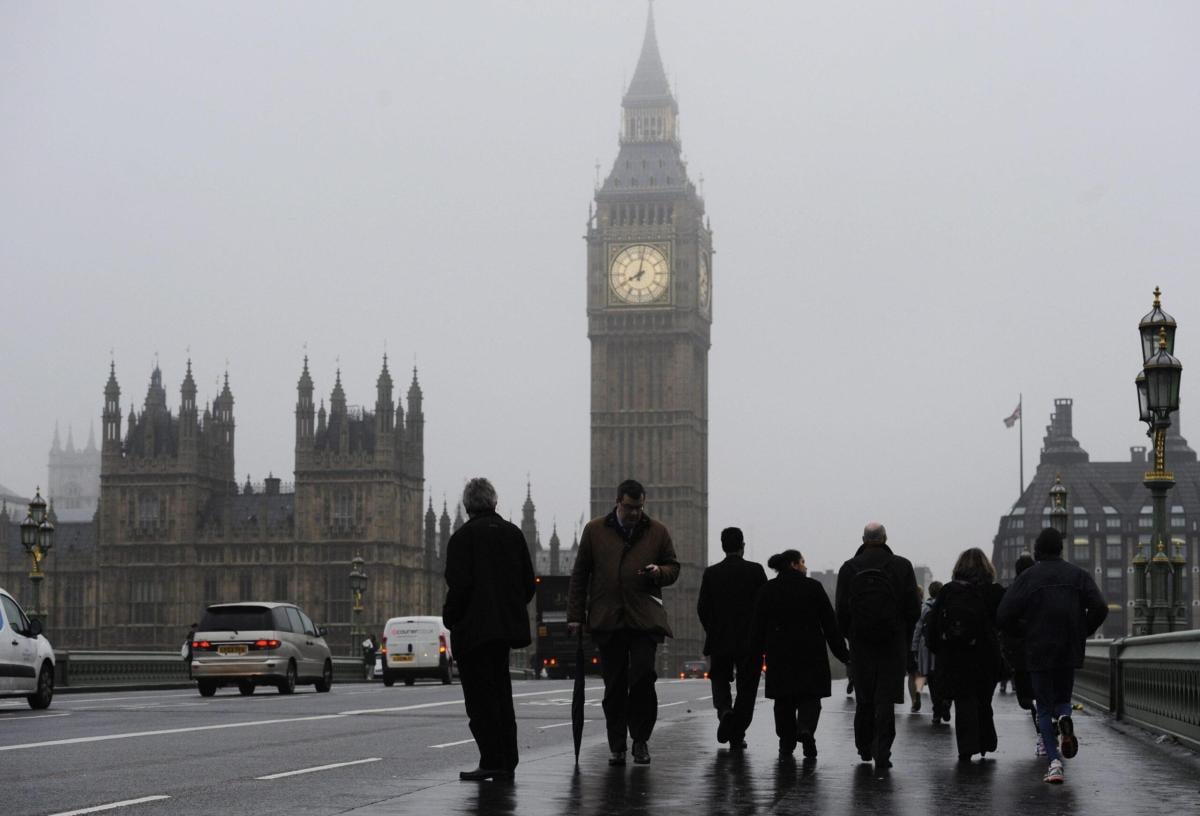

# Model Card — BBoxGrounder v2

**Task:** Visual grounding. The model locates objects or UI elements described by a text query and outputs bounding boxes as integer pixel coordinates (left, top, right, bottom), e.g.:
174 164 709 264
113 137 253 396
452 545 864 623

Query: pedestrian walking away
751 549 849 761
907 585 925 713
442 477 537 782
911 581 950 725
835 522 921 773
996 527 1107 785
999 552 1043 755
697 527 768 751
361 634 377 681
567 479 680 768
925 548 1006 762
183 623 197 680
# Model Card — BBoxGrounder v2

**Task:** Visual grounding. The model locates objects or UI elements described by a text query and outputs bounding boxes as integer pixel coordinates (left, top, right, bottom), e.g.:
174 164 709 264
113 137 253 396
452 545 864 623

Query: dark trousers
851 642 903 762
597 629 659 752
709 652 762 738
952 678 999 757
457 642 518 770
1030 666 1075 762
773 697 821 750
928 664 951 720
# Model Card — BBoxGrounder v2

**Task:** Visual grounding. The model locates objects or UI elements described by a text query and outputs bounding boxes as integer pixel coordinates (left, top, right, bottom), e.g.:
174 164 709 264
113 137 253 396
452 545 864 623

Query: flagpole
1018 392 1024 499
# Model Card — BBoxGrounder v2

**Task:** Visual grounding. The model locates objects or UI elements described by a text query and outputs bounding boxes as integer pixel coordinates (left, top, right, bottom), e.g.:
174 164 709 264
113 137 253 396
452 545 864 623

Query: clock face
698 254 711 313
610 244 669 305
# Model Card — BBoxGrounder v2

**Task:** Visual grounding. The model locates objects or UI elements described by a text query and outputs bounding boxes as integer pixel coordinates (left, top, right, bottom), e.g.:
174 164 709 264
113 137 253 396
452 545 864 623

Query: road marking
0 711 71 721
256 757 382 780
660 700 688 708
539 720 591 730
695 695 713 700
340 685 600 716
0 713 344 753
430 738 475 748
47 794 171 815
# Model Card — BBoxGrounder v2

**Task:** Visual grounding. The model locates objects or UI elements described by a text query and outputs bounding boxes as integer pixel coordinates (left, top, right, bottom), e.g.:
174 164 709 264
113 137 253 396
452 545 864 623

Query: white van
0 587 55 709
380 615 453 686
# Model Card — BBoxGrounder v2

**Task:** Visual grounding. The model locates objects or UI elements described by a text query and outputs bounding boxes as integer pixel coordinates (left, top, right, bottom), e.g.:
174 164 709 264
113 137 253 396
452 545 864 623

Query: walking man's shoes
716 710 732 744
458 767 512 781
1058 716 1079 758
632 741 651 764
1043 758 1065 784
800 732 817 759
608 750 627 766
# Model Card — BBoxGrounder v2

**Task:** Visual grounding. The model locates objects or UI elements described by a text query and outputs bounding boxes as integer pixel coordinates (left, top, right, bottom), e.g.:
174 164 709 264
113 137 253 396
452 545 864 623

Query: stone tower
586 4 711 664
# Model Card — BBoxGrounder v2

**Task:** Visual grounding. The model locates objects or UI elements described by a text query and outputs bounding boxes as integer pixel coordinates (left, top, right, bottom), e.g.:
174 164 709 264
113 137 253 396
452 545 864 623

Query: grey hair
462 478 498 516
862 522 887 544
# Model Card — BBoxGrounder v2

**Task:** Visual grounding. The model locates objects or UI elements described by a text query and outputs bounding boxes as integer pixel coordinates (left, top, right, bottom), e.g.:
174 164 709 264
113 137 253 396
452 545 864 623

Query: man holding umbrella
568 479 680 767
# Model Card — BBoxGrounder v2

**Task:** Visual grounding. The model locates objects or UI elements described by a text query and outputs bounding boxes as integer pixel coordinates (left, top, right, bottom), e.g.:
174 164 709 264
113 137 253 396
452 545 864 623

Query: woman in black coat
750 550 850 759
926 547 1006 762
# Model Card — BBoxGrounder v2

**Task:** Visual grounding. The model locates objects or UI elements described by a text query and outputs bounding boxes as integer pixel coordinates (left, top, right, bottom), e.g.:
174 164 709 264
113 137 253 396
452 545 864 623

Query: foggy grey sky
3 1 1198 580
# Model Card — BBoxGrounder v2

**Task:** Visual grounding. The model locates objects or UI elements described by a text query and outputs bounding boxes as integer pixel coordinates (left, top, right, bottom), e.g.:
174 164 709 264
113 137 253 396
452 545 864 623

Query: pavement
344 684 1200 816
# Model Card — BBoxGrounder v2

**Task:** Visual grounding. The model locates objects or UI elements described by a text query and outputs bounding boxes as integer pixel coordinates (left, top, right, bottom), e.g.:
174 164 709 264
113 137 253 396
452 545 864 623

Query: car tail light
703 672 709 679
193 640 214 651
543 658 549 666
438 633 447 654
549 658 557 666
679 672 685 679
251 639 281 650
591 657 599 665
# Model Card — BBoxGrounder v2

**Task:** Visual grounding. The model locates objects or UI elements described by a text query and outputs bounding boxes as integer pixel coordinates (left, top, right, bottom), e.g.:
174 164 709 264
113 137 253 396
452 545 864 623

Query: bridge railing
1078 631 1200 752
53 651 370 691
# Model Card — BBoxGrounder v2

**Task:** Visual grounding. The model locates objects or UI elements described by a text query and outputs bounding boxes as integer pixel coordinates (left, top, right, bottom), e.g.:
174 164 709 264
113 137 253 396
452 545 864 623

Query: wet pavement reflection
347 691 1200 815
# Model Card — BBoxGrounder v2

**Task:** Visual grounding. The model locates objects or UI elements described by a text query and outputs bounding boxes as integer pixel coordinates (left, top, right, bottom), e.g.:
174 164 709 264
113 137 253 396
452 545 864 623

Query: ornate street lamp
1133 288 1185 634
349 555 367 656
19 487 55 621
1048 475 1069 538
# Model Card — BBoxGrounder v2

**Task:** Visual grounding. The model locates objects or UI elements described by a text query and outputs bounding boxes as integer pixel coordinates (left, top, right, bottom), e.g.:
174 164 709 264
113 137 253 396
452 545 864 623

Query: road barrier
52 651 371 692
1076 630 1200 752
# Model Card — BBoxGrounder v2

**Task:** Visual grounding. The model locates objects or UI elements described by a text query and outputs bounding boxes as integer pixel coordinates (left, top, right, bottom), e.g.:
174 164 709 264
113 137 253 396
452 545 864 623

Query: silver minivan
191 602 333 696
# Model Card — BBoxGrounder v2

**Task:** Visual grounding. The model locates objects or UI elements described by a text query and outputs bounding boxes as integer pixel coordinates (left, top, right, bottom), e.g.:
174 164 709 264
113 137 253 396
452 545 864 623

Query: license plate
392 654 413 662
218 645 247 656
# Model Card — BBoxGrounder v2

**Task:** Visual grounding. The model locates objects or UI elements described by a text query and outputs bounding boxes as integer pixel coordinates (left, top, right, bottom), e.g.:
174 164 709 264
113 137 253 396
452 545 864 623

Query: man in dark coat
835 522 921 772
996 528 1107 785
752 549 849 759
442 477 536 782
567 479 680 767
697 527 768 749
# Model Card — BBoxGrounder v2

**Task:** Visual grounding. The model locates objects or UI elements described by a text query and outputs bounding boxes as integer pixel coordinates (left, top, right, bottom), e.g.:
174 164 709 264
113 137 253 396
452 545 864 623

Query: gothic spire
52 422 61 452
624 1 673 106
66 425 76 452
86 420 97 452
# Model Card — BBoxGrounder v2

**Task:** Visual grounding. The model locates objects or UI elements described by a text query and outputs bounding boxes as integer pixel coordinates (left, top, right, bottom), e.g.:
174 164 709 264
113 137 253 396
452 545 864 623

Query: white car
0 587 55 709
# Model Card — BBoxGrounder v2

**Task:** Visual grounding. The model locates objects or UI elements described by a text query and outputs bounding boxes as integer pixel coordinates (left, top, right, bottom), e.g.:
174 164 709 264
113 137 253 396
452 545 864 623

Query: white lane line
430 738 475 749
0 712 71 722
659 700 688 708
3 685 596 752
539 720 591 730
47 794 171 815
256 757 382 780
695 695 713 700
0 713 343 753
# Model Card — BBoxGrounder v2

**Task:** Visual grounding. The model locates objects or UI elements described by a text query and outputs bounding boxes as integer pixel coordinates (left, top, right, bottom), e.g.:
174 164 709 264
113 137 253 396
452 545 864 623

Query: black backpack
935 580 987 651
848 564 898 644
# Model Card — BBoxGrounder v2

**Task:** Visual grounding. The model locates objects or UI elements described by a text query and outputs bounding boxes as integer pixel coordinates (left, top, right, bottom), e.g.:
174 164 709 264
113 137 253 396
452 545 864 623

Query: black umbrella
572 626 586 765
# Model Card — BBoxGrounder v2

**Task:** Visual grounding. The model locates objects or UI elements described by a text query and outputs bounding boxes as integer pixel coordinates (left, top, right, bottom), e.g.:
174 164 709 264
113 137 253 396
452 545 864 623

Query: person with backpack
835 522 921 772
997 528 1107 785
751 549 849 760
925 548 1006 762
911 580 949 724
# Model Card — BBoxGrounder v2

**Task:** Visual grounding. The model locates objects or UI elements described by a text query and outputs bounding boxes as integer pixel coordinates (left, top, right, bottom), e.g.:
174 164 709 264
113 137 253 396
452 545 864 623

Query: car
0 587 55 709
679 659 708 680
190 602 333 696
380 615 454 686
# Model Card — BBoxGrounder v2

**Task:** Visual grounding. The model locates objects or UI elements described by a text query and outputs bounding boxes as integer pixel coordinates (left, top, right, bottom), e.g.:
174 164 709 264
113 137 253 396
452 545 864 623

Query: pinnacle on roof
624 1 673 106
298 356 313 392
52 422 61 452
105 361 120 396
408 365 422 397
86 421 97 452
182 359 197 396
331 369 346 409
377 354 393 389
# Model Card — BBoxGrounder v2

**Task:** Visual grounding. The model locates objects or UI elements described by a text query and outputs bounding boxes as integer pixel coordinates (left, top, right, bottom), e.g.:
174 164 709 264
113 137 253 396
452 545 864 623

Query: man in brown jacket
568 479 680 767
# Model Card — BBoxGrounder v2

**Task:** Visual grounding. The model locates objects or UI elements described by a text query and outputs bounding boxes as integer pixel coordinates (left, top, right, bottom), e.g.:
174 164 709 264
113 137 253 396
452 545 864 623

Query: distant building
990 399 1198 636
0 357 432 652
48 423 101 522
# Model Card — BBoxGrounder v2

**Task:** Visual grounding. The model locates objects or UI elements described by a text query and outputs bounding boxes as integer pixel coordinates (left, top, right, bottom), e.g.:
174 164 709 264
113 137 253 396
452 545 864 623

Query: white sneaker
1043 759 1064 784
1035 734 1047 757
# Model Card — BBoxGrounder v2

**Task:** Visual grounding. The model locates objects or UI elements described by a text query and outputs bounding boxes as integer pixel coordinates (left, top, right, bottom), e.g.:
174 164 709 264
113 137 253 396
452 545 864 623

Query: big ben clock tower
587 4 711 664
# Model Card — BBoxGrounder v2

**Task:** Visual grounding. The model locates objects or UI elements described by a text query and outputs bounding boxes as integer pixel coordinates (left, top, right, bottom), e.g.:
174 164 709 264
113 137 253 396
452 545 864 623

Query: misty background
2 1 1197 579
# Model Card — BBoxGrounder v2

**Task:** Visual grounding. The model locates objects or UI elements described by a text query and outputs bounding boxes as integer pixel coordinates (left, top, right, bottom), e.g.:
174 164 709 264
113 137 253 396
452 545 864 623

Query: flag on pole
1003 403 1022 428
